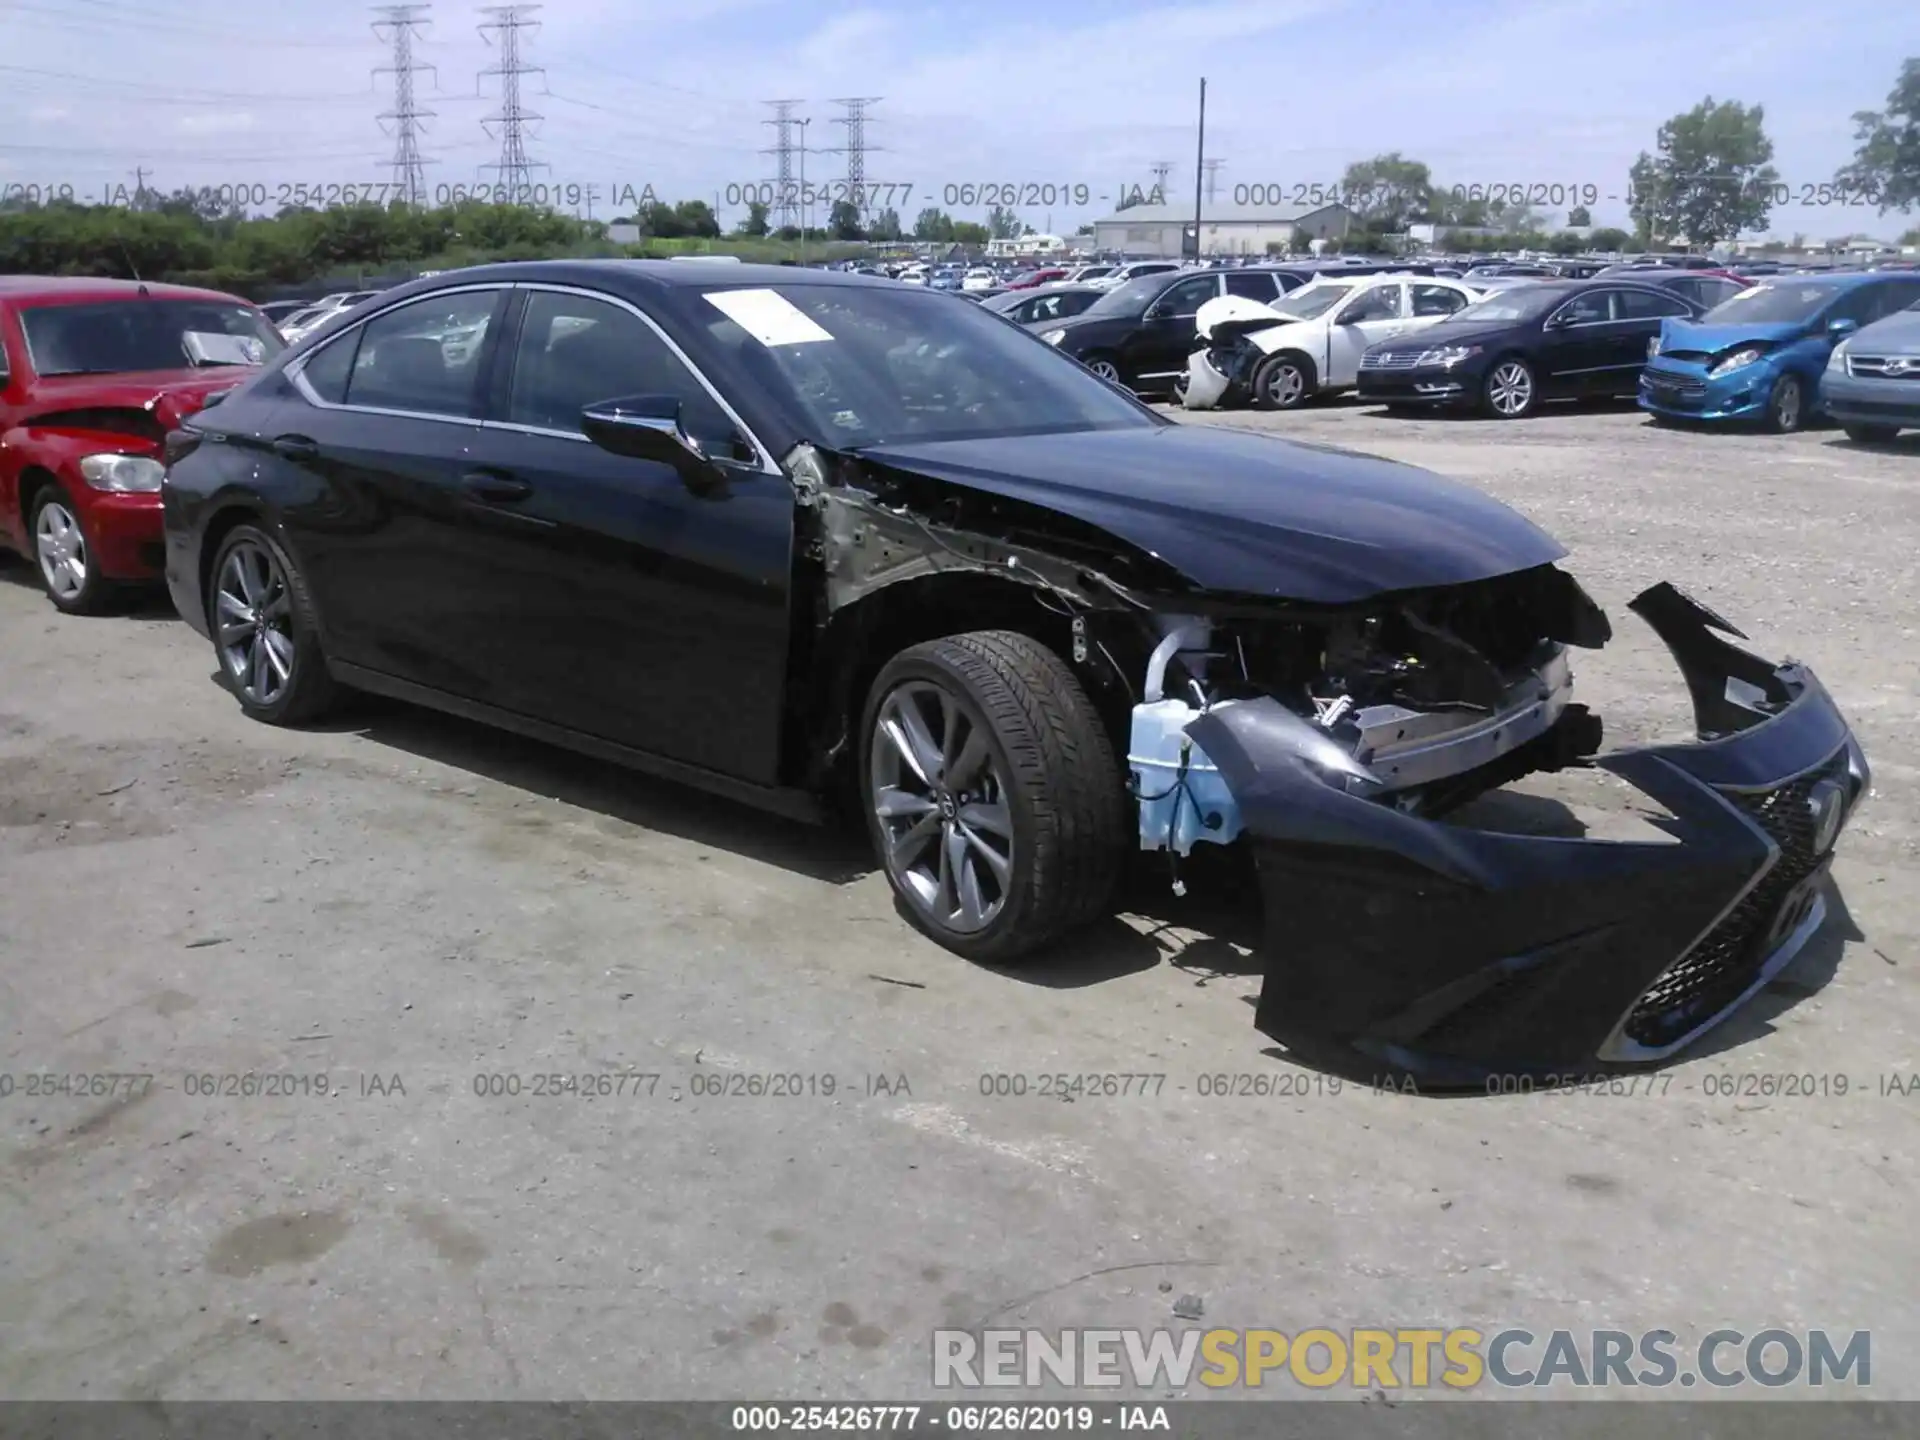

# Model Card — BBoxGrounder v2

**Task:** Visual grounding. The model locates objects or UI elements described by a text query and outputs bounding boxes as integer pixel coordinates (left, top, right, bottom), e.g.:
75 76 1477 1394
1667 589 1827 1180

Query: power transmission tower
761 100 803 231
372 4 437 207
1203 159 1223 204
827 97 882 219
1150 161 1174 199
477 5 546 204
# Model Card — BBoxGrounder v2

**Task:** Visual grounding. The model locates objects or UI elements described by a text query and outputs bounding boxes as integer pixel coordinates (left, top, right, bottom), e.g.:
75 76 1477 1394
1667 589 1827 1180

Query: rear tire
1761 373 1804 434
1842 423 1898 444
1082 353 1124 386
860 630 1128 964
207 523 342 726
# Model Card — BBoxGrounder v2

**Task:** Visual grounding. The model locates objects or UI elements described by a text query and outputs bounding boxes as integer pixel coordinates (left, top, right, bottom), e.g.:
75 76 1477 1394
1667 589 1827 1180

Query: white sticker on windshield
705 288 834 346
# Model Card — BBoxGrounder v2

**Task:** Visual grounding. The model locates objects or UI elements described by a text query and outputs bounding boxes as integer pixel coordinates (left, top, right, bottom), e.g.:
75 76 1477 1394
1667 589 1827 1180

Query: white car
1088 260 1183 290
897 265 930 286
1181 273 1485 410
961 267 997 292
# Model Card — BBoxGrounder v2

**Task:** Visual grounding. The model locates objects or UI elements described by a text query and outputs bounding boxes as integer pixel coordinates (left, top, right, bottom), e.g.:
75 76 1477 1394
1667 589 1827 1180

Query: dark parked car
1823 301 1920 443
1617 268 1749 312
160 260 1869 1078
1036 266 1308 394
1356 279 1709 418
982 283 1105 327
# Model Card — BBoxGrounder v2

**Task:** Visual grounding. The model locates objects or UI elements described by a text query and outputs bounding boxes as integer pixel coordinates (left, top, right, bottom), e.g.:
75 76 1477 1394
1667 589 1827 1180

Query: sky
2 0 1914 241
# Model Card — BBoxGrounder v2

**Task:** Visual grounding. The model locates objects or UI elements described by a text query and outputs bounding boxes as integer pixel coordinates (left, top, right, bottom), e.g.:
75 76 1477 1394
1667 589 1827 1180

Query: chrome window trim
493 282 780 475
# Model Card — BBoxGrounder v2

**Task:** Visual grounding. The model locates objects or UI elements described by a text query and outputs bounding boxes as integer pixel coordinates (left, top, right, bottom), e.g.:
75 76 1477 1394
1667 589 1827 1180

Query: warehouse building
1087 200 1356 258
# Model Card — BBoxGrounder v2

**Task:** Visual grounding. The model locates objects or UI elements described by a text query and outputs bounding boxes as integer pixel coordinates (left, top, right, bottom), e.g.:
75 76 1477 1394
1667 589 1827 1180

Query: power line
373 4 438 207
478 4 547 202
826 97 882 219
761 100 803 231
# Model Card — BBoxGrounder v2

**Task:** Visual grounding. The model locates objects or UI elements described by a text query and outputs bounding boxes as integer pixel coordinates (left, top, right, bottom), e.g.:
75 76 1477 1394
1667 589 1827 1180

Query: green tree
912 207 955 242
868 206 903 242
952 220 990 247
828 199 865 241
673 200 720 238
1567 204 1592 228
1588 226 1632 252
1340 153 1433 233
735 200 770 237
1628 97 1779 248
1836 58 1920 213
641 201 687 238
1902 224 1920 246
985 204 1022 239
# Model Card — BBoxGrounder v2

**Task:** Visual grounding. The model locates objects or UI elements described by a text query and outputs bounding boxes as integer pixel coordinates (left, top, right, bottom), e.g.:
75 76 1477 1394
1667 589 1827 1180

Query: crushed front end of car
1137 578 1869 1080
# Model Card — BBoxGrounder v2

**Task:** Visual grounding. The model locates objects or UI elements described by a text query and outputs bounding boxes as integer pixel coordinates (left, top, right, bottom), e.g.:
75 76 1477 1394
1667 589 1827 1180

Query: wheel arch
197 500 274 625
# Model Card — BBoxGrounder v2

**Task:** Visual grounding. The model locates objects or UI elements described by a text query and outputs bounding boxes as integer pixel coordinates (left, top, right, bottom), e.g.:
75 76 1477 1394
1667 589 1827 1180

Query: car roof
0 275 250 306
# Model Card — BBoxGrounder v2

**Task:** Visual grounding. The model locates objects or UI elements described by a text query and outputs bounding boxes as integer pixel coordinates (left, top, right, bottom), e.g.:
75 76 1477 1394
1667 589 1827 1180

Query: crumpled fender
1194 293 1287 342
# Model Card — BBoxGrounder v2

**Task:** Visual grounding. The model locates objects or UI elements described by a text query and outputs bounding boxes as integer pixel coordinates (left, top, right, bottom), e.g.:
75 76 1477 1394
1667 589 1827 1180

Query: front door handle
462 471 532 503
272 435 319 462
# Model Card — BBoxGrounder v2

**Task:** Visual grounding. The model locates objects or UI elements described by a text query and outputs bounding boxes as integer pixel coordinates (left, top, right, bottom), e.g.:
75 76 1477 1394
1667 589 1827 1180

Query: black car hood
1384 319 1527 352
857 424 1566 604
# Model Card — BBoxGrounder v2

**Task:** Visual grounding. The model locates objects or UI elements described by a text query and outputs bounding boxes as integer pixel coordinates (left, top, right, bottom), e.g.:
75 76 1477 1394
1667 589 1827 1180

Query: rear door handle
462 471 532 503
272 435 319 462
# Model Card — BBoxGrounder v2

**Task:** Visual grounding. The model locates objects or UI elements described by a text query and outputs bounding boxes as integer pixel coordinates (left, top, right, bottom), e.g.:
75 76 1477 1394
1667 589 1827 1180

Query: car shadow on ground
1820 431 1920 456
302 681 1857 1075
0 558 180 620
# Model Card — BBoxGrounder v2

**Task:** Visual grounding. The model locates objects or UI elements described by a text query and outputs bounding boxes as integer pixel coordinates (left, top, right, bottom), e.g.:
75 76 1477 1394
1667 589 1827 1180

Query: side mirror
1827 317 1859 338
581 394 725 491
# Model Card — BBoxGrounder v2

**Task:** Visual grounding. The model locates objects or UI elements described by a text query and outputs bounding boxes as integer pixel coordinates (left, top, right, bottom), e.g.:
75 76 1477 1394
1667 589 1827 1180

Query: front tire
861 631 1127 964
1842 423 1899 444
1251 353 1312 410
1761 373 1804 434
207 523 341 725
29 485 117 615
1482 357 1538 418
1082 353 1124 386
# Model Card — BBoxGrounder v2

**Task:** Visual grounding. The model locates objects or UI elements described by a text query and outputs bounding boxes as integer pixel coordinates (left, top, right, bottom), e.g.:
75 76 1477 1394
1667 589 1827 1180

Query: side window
504 289 734 446
1410 283 1467 318
1556 289 1615 324
297 331 359 404
1223 272 1279 300
344 290 497 416
1824 286 1882 327
1159 276 1221 316
1865 281 1920 323
1618 289 1690 319
1342 283 1404 322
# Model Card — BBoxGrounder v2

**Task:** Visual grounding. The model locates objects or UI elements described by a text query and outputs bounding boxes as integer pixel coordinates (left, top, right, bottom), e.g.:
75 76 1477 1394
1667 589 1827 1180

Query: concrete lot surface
1 403 1915 1402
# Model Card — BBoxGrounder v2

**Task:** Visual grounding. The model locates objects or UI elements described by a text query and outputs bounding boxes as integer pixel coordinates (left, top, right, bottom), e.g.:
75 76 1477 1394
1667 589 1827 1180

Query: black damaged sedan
160 260 1868 1078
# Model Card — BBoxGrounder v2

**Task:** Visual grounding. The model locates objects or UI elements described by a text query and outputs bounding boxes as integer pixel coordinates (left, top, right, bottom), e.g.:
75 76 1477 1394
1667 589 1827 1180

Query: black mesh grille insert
1622 754 1848 1049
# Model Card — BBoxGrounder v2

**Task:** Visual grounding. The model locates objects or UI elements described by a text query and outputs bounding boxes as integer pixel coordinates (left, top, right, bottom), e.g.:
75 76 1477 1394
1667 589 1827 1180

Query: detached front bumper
1186 583 1870 1080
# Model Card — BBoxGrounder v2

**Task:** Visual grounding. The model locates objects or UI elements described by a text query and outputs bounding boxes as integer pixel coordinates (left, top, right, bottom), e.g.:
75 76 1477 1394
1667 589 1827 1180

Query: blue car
1640 271 1920 432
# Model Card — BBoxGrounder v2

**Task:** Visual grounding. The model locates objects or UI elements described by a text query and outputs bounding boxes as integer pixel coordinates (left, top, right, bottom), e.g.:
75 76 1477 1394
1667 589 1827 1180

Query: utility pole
477 5 546 205
827 97 882 222
372 4 437 207
130 166 152 208
1191 79 1206 260
761 100 803 233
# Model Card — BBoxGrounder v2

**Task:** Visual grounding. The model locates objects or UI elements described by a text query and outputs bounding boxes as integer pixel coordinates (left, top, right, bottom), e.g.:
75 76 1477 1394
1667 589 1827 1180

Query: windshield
1268 283 1354 321
21 299 285 376
1701 282 1843 325
1448 285 1561 324
1085 275 1165 315
691 282 1157 447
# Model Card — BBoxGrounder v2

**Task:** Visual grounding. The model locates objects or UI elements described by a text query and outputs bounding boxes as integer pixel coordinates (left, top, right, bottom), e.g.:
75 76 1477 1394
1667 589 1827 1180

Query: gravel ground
0 401 1915 1404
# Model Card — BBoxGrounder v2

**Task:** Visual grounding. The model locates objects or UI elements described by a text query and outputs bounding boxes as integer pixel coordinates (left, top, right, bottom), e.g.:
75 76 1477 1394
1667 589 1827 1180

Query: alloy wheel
1261 361 1305 408
1774 378 1801 431
1488 361 1534 416
34 501 87 600
215 539 297 707
1087 358 1122 383
870 680 1015 935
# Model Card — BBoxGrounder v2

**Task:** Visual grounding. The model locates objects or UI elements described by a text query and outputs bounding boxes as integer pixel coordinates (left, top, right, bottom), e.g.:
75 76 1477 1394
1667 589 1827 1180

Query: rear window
22 299 284 377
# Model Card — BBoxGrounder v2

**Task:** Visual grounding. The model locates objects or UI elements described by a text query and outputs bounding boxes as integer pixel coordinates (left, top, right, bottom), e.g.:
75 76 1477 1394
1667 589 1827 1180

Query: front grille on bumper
1621 754 1847 1050
1644 373 1708 401
1361 351 1422 371
1846 355 1920 379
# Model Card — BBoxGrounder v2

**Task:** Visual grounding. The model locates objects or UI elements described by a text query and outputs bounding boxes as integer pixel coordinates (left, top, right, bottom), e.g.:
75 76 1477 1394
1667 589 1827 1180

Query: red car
0 277 283 613
1004 267 1068 290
